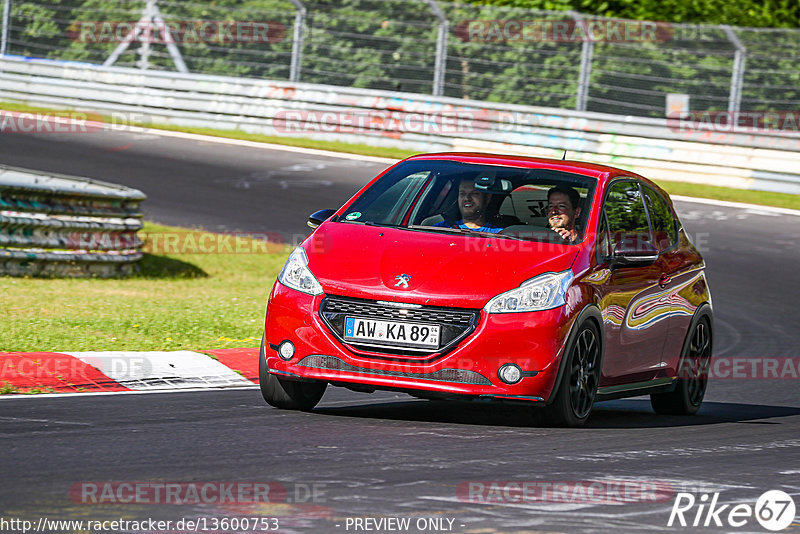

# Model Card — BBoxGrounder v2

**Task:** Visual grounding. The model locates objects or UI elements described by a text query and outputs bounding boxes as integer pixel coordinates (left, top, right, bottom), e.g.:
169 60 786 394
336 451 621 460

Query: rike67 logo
668 490 796 531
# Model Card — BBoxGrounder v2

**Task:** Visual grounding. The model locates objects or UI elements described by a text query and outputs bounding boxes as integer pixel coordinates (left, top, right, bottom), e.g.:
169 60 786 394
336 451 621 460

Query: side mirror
610 239 658 268
307 209 337 229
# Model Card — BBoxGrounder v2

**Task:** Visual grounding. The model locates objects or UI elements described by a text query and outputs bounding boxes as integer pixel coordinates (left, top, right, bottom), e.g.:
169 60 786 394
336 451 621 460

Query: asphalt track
1 128 800 533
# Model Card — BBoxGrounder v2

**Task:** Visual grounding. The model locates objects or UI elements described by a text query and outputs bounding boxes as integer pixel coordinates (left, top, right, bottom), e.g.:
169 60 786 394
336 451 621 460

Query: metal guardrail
0 164 146 277
0 56 798 195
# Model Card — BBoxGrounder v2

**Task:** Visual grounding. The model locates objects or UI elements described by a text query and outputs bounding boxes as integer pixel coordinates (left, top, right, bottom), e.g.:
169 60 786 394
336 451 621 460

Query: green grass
0 222 290 352
652 180 798 210
2 101 798 211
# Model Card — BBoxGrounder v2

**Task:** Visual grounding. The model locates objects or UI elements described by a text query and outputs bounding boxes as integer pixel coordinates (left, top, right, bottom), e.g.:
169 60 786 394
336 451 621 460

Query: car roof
405 152 627 181
403 152 674 203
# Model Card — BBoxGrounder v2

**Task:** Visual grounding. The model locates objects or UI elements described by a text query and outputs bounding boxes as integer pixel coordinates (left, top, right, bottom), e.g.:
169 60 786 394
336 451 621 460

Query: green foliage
5 0 799 117
1 382 20 395
465 0 800 28
605 181 650 236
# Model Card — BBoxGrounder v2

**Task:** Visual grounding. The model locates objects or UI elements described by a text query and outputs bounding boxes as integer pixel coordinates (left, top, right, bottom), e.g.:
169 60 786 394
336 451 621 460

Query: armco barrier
0 165 146 277
0 56 798 194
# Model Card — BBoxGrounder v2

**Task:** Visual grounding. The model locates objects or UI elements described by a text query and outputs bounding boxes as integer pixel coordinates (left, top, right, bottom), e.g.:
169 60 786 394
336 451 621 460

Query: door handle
659 274 671 288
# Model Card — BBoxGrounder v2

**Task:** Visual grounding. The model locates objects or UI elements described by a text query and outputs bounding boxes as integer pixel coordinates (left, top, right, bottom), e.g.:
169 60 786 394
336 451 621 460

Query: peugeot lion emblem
394 274 411 288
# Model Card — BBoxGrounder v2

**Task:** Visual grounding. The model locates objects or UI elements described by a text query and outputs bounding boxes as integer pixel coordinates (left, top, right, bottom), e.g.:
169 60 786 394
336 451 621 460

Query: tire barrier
0 165 146 277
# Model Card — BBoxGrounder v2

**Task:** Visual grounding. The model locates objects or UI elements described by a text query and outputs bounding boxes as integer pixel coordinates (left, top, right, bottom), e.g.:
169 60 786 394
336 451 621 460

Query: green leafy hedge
6 0 799 118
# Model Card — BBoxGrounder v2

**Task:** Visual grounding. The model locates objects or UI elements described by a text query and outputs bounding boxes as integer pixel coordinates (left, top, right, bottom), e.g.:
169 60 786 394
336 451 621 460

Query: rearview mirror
307 209 336 229
474 176 513 193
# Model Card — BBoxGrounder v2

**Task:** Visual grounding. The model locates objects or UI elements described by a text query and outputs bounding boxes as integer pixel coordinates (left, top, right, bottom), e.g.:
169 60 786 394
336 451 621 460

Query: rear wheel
259 337 326 411
651 316 712 415
541 321 601 427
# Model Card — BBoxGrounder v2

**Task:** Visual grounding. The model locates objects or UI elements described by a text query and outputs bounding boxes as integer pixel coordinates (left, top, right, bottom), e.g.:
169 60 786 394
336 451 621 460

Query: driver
434 178 502 233
547 185 582 242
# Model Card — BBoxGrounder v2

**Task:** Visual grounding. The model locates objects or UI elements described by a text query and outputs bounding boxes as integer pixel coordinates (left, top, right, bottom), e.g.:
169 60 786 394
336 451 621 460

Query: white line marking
0 416 91 425
672 195 800 217
556 439 800 462
101 122 398 164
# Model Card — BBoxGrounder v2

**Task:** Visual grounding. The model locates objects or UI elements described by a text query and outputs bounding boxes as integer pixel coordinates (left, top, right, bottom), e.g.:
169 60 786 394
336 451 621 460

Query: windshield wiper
406 224 481 235
363 221 401 228
345 222 530 241
407 225 540 241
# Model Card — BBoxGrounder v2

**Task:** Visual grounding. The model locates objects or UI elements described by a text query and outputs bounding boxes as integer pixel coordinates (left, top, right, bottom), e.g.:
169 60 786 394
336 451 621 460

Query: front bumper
264 282 579 403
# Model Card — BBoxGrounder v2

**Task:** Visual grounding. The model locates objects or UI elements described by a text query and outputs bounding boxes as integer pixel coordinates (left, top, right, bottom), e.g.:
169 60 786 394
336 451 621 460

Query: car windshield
336 159 597 244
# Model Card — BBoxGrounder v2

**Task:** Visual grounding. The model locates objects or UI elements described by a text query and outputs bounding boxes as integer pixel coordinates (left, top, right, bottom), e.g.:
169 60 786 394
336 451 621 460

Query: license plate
344 317 440 349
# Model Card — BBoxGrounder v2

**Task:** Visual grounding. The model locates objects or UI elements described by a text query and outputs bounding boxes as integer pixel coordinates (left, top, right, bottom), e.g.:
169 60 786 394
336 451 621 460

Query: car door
596 180 671 385
641 184 695 375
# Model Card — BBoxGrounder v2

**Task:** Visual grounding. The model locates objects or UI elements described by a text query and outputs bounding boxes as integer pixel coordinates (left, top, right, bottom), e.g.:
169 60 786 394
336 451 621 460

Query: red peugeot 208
260 153 713 426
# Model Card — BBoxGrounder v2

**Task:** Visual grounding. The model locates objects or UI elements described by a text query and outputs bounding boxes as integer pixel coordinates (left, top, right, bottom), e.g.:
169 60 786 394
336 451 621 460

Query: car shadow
133 253 208 278
313 397 800 429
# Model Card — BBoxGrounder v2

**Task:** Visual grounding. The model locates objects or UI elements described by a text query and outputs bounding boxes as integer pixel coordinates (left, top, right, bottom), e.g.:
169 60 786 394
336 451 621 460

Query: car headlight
278 247 323 295
484 270 573 313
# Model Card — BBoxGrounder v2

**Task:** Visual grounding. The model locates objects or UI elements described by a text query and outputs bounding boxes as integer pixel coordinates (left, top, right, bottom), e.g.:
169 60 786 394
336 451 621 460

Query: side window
643 186 678 251
603 181 653 254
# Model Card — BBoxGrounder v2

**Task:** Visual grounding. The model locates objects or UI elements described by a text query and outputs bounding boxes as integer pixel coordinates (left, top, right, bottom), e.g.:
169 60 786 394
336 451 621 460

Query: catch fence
2 0 798 119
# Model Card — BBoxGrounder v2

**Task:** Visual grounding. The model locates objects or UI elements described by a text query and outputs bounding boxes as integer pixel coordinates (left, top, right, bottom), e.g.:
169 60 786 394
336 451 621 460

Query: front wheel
259 337 326 411
651 316 712 415
541 321 602 427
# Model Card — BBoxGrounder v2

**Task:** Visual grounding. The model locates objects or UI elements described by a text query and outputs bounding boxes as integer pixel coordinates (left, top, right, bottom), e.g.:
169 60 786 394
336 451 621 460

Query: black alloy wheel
651 317 712 415
541 321 601 427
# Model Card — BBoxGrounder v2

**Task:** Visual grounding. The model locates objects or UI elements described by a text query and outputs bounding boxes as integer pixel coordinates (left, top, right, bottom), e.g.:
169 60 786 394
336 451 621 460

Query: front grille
322 297 475 326
297 355 492 385
319 295 480 358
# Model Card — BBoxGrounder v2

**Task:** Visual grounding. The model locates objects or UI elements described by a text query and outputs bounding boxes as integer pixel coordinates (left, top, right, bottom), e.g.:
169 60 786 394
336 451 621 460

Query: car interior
417 171 591 243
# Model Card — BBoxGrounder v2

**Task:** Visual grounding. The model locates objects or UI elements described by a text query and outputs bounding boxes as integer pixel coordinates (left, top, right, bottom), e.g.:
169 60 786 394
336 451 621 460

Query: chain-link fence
2 0 798 119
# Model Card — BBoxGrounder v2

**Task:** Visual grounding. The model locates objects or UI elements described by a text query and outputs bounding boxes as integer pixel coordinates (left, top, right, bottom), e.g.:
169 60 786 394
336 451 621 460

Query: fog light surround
498 363 523 385
278 340 295 361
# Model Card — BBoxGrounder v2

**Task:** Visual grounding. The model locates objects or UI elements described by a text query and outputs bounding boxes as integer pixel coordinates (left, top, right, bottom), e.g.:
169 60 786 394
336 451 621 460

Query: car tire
651 316 712 415
259 337 326 411
541 321 602 427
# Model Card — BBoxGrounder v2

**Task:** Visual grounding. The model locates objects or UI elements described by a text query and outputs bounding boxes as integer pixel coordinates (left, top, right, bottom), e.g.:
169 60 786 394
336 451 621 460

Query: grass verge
1 100 798 210
0 222 290 352
652 180 798 210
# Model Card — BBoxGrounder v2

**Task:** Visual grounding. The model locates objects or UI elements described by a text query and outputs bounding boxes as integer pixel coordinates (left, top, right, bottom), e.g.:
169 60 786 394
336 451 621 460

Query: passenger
434 178 502 233
547 185 582 242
